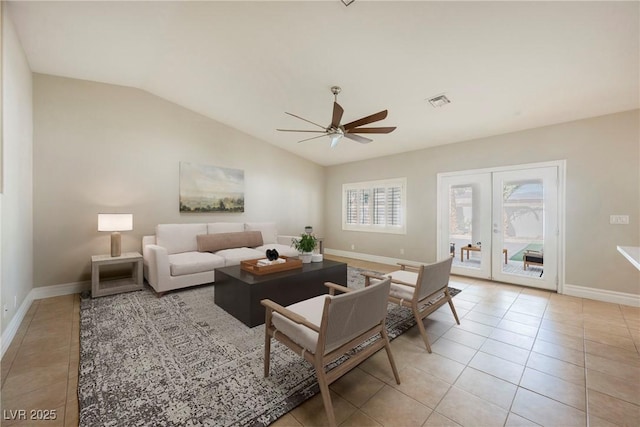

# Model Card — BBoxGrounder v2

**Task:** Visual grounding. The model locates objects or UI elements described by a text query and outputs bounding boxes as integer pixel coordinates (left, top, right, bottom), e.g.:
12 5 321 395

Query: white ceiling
8 0 639 166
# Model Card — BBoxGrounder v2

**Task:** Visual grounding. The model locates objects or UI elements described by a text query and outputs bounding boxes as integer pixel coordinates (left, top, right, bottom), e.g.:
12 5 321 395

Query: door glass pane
449 184 481 270
501 179 544 278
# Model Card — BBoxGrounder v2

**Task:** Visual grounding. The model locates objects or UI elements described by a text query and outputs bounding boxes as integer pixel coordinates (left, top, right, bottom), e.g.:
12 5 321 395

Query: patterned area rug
79 267 461 426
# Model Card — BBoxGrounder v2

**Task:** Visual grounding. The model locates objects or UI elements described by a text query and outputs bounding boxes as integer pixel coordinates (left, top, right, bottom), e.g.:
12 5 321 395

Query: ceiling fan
277 86 396 148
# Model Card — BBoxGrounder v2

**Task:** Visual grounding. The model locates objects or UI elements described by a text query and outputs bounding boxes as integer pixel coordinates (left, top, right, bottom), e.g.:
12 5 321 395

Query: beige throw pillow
196 231 264 253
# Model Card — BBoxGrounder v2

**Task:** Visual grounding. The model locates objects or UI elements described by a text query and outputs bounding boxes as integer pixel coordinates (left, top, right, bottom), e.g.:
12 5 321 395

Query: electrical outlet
400 248 405 255
350 244 355 250
610 215 629 225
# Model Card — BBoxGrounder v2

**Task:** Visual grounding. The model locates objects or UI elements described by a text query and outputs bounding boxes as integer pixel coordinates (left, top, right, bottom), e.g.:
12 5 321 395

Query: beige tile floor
1 255 639 427
1 293 79 426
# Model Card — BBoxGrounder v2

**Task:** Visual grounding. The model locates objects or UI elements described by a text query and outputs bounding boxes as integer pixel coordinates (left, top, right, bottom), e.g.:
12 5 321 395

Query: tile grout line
64 295 78 427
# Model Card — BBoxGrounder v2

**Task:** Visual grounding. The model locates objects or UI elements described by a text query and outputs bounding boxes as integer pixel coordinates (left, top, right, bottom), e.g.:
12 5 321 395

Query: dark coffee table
214 259 348 327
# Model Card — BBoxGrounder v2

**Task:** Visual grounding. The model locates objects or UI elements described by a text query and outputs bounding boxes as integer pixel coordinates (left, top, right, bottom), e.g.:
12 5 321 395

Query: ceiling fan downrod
331 86 341 103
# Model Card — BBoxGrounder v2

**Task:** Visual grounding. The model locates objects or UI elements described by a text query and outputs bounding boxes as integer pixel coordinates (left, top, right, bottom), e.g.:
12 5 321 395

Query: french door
438 163 561 290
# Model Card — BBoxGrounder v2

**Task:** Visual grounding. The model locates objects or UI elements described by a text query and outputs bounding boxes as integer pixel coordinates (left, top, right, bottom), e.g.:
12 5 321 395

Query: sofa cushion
255 243 299 258
207 222 245 234
168 251 225 276
157 223 207 255
215 247 265 266
245 222 278 244
197 231 263 253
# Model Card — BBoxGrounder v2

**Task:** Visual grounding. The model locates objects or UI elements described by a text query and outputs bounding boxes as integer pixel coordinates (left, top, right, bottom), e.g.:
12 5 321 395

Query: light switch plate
610 215 629 225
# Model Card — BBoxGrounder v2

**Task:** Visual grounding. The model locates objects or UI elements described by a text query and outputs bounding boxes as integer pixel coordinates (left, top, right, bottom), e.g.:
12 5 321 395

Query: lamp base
110 232 122 257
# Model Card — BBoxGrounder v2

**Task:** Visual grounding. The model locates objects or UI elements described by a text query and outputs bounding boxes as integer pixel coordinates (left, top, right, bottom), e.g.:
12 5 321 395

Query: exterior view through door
438 162 562 291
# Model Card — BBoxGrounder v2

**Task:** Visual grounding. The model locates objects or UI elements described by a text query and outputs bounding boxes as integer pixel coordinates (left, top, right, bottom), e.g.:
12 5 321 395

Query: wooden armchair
261 278 400 427
362 257 459 353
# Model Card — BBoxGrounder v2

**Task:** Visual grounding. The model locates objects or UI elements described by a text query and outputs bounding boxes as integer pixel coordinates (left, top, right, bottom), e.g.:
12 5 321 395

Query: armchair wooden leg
315 359 337 427
381 329 401 385
445 289 461 325
264 310 272 377
413 307 432 353
264 334 271 377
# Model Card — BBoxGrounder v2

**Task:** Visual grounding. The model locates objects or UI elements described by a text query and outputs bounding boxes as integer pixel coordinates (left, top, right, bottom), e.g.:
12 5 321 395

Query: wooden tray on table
240 256 303 275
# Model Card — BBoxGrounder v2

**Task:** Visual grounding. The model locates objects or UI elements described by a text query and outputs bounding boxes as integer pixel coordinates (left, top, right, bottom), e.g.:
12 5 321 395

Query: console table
91 252 143 297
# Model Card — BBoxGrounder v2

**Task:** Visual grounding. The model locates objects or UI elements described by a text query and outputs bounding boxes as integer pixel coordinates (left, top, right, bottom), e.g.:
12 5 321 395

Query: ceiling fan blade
277 129 326 133
297 134 330 143
331 102 344 128
344 133 372 144
343 110 388 130
285 112 326 130
347 126 396 134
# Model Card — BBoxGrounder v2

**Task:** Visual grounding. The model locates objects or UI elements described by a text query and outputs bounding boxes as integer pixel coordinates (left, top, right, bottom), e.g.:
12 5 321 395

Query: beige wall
325 110 640 296
1 12 33 335
33 74 325 287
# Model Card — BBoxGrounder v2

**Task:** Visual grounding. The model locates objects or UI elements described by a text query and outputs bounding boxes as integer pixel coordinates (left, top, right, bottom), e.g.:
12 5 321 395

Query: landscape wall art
179 162 245 213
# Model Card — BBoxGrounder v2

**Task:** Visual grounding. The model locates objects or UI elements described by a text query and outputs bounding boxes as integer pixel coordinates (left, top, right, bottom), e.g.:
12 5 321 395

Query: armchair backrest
416 257 453 301
322 278 391 354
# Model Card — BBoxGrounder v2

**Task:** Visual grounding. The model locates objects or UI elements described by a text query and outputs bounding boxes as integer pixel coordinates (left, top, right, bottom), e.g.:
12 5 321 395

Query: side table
91 252 144 298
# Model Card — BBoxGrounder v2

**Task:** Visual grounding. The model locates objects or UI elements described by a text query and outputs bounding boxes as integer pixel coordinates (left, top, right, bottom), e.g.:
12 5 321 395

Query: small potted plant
292 233 318 263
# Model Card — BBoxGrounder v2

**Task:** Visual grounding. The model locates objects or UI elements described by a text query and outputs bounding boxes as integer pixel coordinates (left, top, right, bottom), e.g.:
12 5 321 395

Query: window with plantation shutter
342 178 406 234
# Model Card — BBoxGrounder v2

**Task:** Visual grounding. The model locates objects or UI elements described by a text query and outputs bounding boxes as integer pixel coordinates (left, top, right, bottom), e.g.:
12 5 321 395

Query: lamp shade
98 214 133 232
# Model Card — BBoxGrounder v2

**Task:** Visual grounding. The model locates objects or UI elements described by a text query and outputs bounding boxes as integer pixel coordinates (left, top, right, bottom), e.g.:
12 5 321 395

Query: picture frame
179 162 244 213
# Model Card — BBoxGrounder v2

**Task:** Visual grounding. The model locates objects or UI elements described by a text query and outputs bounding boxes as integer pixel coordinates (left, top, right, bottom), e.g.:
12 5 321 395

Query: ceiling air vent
428 94 451 108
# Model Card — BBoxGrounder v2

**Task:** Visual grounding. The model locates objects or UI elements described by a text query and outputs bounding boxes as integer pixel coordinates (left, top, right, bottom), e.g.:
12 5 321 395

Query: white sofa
142 222 299 294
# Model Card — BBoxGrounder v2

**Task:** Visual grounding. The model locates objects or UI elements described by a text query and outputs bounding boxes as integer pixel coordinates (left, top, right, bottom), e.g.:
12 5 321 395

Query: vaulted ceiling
8 1 639 166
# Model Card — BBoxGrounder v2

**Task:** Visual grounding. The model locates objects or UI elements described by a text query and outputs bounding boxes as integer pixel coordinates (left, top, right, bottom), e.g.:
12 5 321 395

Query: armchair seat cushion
168 252 225 276
386 270 418 301
272 295 326 354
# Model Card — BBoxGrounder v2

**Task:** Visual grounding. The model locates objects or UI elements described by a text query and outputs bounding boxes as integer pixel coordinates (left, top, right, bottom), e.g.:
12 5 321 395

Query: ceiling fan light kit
277 86 396 148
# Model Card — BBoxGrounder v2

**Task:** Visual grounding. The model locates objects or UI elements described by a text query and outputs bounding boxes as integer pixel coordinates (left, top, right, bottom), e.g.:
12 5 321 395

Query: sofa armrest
142 235 156 264
143 244 170 289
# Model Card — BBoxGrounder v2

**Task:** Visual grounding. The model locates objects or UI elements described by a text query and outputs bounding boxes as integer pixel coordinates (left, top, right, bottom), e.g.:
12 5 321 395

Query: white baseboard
327 248 640 308
563 283 640 307
1 292 34 358
31 280 90 300
1 280 90 358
